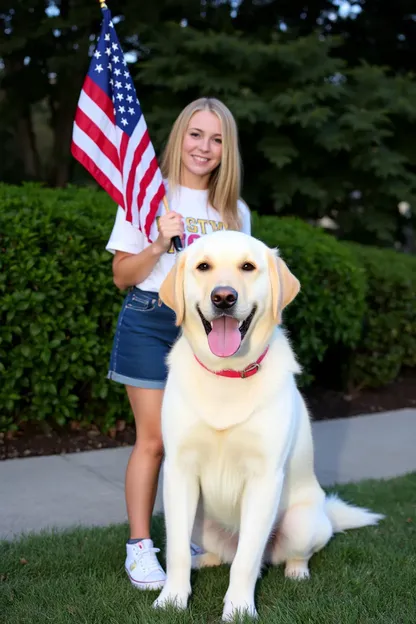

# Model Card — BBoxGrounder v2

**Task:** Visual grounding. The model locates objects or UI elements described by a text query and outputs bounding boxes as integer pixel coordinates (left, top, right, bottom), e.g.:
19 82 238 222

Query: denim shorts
107 287 180 389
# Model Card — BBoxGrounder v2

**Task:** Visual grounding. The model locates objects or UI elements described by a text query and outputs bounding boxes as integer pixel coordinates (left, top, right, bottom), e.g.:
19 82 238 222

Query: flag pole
162 197 183 252
103 0 181 252
95 0 182 252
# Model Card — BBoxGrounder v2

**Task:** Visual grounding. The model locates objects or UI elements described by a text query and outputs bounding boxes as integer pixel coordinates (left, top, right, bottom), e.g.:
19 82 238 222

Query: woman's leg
125 385 164 539
124 384 204 559
123 385 167 590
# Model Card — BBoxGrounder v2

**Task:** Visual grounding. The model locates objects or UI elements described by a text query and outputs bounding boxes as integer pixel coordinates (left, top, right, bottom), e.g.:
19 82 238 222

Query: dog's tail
324 494 385 533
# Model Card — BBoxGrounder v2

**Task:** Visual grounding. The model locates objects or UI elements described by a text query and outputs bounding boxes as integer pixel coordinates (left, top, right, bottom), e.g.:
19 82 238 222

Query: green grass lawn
1 473 415 624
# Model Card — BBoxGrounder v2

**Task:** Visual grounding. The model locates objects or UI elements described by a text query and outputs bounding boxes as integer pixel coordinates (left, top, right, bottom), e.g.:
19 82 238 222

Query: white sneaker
125 539 166 590
190 542 204 556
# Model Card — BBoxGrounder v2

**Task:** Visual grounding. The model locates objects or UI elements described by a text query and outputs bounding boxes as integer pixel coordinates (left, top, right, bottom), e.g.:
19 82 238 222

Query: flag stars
88 23 141 136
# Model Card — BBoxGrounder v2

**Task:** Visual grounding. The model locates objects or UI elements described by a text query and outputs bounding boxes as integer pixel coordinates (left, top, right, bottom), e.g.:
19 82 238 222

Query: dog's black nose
211 286 238 309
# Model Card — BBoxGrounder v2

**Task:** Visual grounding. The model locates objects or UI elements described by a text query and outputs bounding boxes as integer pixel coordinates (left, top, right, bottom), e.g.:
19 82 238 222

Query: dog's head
159 230 300 362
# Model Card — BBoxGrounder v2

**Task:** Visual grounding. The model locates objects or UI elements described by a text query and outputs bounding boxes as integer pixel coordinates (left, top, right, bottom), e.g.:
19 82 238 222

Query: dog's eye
196 262 211 271
241 262 256 272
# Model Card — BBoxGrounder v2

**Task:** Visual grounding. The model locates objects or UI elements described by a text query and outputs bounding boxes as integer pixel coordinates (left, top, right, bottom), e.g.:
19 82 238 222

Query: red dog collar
194 347 269 379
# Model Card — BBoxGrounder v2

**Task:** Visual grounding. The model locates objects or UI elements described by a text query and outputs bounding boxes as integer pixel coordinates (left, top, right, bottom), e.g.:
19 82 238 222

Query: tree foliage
135 23 416 245
0 0 415 247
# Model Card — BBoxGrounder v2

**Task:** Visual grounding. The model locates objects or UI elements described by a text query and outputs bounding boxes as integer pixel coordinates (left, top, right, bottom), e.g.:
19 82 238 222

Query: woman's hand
154 211 184 253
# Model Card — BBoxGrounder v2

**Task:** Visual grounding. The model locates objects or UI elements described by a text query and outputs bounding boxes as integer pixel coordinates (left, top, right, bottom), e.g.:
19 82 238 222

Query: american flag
71 6 166 242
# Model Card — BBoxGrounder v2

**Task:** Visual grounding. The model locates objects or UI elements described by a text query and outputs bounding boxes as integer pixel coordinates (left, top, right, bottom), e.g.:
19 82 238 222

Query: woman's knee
136 434 164 458
126 386 164 458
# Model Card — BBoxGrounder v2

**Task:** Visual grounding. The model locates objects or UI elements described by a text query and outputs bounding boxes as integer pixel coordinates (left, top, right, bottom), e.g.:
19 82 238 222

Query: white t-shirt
106 183 251 292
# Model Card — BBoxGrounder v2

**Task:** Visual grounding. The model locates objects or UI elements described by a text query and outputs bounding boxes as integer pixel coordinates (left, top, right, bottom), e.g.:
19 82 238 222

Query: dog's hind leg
269 503 333 580
191 552 223 569
191 517 238 568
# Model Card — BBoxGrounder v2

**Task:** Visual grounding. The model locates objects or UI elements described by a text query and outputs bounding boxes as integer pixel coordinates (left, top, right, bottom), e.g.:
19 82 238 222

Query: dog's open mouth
197 306 257 358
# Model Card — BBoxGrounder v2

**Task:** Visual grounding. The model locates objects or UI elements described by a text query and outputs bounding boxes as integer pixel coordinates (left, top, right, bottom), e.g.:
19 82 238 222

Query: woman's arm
111 210 185 291
112 244 165 291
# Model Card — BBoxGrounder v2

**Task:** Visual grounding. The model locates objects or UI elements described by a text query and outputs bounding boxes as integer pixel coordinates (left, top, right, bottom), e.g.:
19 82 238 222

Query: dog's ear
267 249 300 324
159 251 186 326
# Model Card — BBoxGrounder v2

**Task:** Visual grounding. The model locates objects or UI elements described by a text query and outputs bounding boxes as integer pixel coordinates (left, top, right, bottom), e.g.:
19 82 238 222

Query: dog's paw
152 585 190 611
284 559 310 580
191 552 222 569
222 595 258 622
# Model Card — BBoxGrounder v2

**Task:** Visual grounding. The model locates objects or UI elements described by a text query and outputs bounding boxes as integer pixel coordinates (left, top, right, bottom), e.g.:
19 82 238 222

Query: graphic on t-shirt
156 216 228 254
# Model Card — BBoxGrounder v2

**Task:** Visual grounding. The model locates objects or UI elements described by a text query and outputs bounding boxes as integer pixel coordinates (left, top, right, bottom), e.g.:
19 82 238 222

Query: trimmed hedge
251 213 367 384
0 183 415 433
344 243 416 388
0 183 129 433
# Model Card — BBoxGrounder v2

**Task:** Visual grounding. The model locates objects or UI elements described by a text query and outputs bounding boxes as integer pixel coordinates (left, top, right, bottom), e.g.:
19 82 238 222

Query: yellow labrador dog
153 230 383 621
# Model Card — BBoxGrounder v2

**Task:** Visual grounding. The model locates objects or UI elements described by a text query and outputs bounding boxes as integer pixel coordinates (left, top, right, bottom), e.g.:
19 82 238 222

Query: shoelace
133 544 163 574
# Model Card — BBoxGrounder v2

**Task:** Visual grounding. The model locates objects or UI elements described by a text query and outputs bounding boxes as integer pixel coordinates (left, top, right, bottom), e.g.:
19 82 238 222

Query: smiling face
159 231 301 366
180 110 223 187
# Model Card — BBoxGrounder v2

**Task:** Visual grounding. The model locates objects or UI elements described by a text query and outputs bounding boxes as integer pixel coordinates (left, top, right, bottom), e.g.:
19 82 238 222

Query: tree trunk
48 74 83 188
3 58 42 181
16 109 42 181
48 25 90 188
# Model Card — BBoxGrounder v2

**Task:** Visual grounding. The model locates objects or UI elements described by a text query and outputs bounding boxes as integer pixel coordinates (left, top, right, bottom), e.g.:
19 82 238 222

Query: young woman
106 97 251 590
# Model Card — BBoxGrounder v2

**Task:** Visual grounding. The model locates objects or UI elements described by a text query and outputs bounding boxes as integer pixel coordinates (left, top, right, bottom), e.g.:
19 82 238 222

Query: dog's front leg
222 470 284 622
153 457 200 612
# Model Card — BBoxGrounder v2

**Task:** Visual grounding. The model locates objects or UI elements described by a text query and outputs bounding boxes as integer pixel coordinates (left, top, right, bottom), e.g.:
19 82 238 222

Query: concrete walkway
1 408 415 541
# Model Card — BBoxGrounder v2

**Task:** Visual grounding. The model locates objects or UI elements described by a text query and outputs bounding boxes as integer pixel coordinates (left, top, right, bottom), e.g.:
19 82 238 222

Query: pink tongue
208 316 241 357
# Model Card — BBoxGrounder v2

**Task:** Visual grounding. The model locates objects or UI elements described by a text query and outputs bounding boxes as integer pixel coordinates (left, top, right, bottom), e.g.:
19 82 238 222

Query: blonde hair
160 97 243 231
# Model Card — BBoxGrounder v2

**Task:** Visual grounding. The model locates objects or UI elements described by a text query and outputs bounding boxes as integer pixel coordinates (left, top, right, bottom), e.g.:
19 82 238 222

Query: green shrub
0 182 129 433
1 183 413 433
344 242 416 389
252 214 367 384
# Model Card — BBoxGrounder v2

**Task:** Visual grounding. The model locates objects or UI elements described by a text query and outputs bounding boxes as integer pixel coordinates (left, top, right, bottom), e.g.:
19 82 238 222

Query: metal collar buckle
240 362 260 378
